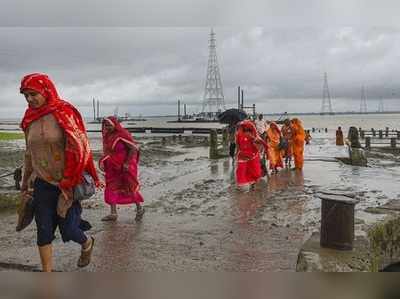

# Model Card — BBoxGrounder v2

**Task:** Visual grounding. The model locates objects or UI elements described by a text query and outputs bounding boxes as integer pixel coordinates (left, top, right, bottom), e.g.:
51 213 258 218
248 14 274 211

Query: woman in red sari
99 116 144 221
19 73 100 271
235 120 267 189
266 122 284 174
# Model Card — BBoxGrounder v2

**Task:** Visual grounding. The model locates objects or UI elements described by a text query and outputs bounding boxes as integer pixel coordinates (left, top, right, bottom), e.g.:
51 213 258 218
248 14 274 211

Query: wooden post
209 130 219 159
379 130 383 139
391 138 396 149
365 137 371 149
222 127 228 147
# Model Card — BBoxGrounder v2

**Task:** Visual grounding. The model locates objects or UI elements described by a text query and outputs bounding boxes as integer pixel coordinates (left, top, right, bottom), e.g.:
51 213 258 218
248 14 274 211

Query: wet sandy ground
0 133 399 271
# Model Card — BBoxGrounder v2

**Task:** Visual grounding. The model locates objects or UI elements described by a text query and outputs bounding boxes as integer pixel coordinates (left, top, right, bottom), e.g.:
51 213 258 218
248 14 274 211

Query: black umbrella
218 109 247 124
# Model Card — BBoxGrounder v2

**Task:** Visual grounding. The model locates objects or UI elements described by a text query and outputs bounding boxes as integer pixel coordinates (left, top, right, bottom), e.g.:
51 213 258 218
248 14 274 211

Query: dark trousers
229 143 236 159
33 178 89 247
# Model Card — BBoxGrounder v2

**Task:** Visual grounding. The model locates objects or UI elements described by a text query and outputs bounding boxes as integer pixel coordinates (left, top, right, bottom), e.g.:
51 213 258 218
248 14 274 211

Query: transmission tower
321 72 333 114
202 28 225 113
378 98 384 113
360 85 367 113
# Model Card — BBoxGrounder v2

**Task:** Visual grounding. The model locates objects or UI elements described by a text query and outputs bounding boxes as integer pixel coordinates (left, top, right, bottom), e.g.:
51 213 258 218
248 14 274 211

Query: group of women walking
234 116 306 189
18 73 144 272
16 73 306 272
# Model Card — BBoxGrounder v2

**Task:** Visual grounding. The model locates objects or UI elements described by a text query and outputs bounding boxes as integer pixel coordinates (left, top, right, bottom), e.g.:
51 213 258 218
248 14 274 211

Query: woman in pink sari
99 116 144 221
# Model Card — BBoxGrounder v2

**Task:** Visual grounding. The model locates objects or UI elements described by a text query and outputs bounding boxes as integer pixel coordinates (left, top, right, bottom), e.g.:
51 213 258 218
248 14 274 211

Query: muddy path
0 133 399 271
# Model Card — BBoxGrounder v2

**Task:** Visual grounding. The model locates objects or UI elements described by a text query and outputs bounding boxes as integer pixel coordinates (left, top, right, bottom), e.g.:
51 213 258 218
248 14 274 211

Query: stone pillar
320 194 357 251
348 126 367 166
209 130 219 159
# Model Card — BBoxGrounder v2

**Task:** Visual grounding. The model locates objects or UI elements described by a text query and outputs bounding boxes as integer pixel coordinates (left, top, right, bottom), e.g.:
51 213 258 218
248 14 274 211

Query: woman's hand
60 188 73 201
123 161 130 172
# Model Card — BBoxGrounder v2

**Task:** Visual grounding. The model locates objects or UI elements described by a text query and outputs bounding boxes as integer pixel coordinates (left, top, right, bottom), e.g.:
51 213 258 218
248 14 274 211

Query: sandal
135 206 145 222
77 237 95 268
101 214 118 222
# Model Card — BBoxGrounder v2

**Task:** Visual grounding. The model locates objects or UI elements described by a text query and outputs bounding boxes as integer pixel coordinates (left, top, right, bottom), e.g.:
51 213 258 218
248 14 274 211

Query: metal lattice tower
321 72 333 114
202 29 225 113
360 85 367 113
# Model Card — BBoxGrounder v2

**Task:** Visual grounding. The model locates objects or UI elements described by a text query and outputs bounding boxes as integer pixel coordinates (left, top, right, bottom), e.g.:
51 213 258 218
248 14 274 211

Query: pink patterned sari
100 117 144 205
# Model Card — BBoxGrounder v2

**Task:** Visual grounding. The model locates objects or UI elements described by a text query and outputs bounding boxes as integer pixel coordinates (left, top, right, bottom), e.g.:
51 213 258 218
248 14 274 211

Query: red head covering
20 73 99 189
237 120 258 138
101 116 138 157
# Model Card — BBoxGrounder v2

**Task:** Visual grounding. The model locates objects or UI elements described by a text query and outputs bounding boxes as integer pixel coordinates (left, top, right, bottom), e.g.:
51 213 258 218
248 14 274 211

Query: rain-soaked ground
0 132 399 271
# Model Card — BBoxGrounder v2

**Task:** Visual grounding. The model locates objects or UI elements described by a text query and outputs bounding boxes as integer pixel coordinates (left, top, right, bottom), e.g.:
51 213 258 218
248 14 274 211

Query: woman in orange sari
235 120 267 189
290 118 306 170
265 122 284 174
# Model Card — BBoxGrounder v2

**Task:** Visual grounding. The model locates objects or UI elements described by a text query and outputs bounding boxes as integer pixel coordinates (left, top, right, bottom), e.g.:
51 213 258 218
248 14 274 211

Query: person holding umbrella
218 109 247 164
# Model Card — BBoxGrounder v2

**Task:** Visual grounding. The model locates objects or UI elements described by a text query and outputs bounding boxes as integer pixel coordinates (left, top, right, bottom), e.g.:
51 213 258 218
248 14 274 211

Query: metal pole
238 86 241 110
252 104 256 118
241 90 244 110
178 100 181 121
184 104 187 117
97 100 100 120
93 98 96 121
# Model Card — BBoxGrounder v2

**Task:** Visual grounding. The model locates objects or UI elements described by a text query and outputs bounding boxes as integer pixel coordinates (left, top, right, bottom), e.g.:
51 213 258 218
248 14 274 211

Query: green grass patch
0 132 24 141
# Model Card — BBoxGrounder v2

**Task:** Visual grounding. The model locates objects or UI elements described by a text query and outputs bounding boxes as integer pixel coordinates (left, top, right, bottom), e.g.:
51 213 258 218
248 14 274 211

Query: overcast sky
1 1 400 118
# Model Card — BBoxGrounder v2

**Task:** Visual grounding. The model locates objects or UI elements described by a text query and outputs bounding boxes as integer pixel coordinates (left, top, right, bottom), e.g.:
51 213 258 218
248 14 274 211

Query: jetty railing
358 128 400 149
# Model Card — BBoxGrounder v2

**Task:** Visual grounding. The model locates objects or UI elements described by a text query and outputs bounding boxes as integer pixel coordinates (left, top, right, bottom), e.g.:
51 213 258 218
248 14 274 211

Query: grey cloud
1 26 400 118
